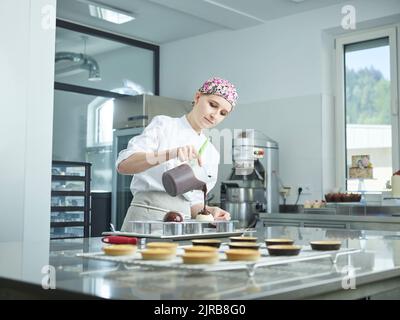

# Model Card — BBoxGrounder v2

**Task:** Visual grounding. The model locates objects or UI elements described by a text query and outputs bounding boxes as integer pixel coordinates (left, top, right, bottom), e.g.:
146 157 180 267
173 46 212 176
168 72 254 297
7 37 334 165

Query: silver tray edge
101 230 245 240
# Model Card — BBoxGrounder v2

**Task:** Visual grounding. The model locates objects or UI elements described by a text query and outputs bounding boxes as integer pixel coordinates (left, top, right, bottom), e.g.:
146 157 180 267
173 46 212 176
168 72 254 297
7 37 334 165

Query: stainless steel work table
1 226 400 299
42 227 400 299
261 212 400 231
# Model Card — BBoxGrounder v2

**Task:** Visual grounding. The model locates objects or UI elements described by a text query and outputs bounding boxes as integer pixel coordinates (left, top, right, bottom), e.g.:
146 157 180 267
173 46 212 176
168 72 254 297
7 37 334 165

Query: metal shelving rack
51 161 91 239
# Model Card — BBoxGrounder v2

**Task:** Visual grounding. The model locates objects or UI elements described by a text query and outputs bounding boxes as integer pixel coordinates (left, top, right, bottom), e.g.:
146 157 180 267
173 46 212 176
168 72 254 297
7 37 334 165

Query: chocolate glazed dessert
163 211 184 222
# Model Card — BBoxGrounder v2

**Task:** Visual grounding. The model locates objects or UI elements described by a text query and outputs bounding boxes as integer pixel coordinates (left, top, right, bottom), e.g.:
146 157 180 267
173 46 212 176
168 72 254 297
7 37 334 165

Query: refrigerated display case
51 161 91 239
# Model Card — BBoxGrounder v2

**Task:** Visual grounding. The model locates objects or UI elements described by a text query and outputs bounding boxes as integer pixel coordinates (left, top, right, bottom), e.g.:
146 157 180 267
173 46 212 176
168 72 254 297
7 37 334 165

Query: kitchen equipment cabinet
90 191 111 237
51 161 91 239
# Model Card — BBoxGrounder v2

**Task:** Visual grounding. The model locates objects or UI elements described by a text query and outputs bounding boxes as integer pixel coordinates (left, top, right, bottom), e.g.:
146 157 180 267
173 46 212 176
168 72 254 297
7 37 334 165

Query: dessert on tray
102 244 137 256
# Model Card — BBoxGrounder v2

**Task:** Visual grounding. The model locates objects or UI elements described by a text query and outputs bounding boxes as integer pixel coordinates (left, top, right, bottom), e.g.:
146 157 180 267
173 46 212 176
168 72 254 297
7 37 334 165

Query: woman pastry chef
116 77 238 231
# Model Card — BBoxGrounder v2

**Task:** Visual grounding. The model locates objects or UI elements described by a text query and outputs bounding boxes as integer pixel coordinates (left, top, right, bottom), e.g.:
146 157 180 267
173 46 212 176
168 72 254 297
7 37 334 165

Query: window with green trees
344 37 392 192
345 66 390 125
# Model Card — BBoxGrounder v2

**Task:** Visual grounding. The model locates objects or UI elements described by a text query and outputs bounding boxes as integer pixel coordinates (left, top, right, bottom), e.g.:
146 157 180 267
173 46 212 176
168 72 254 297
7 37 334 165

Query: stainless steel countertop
261 212 400 222
50 227 400 299
2 226 400 299
280 204 400 217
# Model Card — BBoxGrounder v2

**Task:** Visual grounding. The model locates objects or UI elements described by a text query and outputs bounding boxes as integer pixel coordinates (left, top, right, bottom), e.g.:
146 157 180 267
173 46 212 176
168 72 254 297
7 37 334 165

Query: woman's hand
209 206 231 221
169 145 202 166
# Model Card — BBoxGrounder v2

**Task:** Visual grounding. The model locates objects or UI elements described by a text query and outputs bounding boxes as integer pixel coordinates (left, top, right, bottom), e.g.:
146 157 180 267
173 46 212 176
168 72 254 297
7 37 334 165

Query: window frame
55 18 160 152
334 25 399 192
55 19 160 96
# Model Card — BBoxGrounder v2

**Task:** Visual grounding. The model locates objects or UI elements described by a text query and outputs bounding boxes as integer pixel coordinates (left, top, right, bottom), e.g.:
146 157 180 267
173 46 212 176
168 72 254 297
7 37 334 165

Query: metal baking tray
77 245 360 277
102 220 244 240
130 219 238 235
101 230 245 240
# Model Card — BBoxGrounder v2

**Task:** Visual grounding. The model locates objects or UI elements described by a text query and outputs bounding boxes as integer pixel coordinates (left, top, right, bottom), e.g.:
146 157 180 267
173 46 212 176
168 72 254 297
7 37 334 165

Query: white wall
0 0 56 282
160 0 400 204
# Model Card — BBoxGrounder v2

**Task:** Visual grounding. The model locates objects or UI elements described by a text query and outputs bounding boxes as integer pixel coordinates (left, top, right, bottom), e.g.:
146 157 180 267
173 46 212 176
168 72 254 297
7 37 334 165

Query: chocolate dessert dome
163 211 184 222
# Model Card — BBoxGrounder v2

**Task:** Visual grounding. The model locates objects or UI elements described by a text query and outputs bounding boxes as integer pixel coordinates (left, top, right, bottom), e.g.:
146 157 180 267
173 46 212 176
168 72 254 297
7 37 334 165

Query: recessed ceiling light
77 0 135 24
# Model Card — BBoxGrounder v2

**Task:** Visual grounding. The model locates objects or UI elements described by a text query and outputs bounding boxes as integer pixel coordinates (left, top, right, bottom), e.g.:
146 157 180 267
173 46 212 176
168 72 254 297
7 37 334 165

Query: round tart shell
102 245 137 256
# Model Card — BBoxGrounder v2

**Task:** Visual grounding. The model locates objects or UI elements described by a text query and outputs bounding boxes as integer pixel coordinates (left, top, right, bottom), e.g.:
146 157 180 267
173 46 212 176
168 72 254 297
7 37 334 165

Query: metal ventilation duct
55 51 101 81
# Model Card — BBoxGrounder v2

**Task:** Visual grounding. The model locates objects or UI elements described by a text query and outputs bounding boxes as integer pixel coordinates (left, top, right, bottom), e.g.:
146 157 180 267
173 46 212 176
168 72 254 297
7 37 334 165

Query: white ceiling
57 0 350 45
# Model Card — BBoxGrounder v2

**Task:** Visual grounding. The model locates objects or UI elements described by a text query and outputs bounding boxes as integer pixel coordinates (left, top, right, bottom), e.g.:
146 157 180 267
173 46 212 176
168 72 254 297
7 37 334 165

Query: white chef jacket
116 115 220 206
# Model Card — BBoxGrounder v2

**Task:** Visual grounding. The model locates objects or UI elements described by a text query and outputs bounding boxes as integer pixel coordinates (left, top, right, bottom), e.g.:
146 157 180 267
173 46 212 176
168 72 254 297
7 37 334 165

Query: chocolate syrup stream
197 184 210 216
202 184 207 213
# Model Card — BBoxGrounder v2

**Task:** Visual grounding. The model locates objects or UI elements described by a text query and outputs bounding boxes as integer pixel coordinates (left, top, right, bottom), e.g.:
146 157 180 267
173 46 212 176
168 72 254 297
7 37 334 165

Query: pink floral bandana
198 77 238 107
